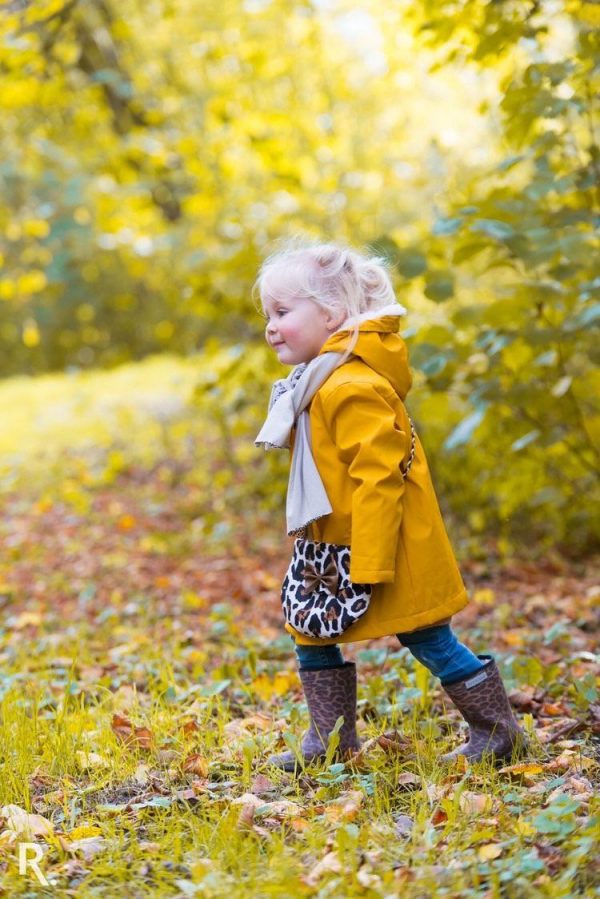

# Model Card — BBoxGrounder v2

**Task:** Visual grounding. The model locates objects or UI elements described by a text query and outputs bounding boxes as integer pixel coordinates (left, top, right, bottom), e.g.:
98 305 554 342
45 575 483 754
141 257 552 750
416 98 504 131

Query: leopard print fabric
442 656 528 763
281 538 372 638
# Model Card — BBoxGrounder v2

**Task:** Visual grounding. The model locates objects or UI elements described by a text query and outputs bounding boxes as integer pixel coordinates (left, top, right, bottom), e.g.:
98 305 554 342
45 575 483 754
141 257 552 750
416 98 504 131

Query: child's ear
326 306 347 331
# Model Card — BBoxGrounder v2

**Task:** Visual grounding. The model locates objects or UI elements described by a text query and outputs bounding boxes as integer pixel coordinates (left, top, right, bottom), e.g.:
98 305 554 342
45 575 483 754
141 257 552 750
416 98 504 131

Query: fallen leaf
396 772 421 790
508 689 538 712
175 788 201 803
503 631 524 647
356 866 382 889
239 713 277 731
514 817 536 837
111 714 153 749
10 611 44 629
231 793 263 830
459 791 494 815
75 751 109 771
182 754 209 777
250 671 299 701
251 774 277 795
324 790 363 822
394 814 414 838
259 800 302 818
430 807 448 827
546 750 597 773
69 836 106 860
117 514 136 531
472 588 495 605
499 762 545 783
540 702 567 716
536 718 583 744
304 850 342 886
181 719 200 736
133 763 150 784
376 732 413 754
1 805 54 838
478 843 502 861
68 825 103 840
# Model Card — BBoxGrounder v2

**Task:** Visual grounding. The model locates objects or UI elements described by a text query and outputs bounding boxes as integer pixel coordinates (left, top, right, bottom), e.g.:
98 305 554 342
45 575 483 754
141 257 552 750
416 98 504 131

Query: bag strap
401 415 417 479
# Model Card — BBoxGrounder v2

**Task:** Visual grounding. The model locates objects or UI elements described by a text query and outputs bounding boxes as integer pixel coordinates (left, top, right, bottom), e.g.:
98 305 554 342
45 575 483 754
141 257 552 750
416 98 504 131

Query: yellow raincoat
287 313 470 646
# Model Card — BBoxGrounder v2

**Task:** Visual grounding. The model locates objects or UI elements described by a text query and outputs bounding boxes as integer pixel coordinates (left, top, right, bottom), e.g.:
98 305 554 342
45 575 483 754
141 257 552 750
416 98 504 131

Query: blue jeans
294 623 483 686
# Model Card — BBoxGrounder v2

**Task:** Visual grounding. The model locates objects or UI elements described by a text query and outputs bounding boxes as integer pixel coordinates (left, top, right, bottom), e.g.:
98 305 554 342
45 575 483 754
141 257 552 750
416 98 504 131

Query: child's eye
277 309 287 316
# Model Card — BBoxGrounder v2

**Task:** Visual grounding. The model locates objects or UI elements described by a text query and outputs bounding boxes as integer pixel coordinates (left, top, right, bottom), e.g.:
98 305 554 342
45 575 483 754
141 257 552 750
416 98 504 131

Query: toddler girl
254 239 526 771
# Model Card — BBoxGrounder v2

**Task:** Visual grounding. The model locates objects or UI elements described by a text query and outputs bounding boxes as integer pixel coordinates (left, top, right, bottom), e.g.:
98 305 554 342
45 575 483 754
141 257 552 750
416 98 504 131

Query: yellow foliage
22 318 40 347
472 588 495 606
22 219 50 238
17 271 47 294
0 281 15 300
478 844 502 861
250 670 299 701
68 824 103 840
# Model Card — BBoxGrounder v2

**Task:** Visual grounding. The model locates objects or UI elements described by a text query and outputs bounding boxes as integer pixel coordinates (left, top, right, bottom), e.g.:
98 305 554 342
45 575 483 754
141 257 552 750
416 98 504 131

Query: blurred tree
0 0 498 372
0 0 597 555
384 0 600 555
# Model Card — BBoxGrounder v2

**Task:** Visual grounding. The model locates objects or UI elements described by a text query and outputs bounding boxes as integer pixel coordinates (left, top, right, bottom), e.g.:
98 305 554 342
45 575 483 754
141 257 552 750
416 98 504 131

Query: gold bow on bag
302 559 339 595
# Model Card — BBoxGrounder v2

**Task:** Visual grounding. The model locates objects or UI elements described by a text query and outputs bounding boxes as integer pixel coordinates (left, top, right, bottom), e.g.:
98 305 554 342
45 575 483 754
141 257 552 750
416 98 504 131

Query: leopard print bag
280 416 417 639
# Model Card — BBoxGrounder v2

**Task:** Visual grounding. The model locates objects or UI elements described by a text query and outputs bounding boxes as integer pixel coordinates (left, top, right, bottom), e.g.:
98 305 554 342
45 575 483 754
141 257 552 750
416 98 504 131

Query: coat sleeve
321 381 409 584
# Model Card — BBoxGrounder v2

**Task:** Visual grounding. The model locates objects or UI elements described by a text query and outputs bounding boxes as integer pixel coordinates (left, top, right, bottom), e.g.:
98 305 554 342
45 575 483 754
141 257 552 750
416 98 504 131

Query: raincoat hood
318 306 413 400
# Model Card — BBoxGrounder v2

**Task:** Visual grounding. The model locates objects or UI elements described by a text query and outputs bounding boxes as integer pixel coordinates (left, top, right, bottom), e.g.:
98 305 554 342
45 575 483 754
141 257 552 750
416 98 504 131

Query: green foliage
395 0 600 557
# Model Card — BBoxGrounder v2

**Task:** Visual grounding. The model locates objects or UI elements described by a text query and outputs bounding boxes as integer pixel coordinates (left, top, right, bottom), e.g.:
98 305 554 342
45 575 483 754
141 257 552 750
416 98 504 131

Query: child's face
263 294 344 365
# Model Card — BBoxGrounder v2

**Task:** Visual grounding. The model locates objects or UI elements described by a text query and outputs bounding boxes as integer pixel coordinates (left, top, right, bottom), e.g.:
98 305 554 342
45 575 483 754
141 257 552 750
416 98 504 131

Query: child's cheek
281 321 298 342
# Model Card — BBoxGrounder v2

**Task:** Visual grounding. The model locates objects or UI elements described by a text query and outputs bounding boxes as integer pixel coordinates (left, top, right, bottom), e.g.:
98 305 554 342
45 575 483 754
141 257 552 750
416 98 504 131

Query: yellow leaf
68 824 102 840
503 631 524 647
478 843 502 861
324 789 364 822
12 612 42 629
515 817 536 837
117 514 136 531
499 762 545 783
181 590 207 610
76 751 109 771
472 588 495 606
250 670 299 701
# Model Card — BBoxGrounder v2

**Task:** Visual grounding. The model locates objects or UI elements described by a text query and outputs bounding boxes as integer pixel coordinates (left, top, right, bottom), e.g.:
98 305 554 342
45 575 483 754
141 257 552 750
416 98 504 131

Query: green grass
0 594 598 896
0 355 598 896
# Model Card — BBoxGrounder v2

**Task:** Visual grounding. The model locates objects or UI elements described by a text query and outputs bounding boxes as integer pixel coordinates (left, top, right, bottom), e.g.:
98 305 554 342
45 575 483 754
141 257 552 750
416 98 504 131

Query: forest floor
0 359 598 897
0 459 598 897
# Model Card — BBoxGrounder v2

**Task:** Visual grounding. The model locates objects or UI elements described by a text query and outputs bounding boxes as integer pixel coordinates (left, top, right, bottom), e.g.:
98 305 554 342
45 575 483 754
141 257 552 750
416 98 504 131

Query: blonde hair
252 236 403 363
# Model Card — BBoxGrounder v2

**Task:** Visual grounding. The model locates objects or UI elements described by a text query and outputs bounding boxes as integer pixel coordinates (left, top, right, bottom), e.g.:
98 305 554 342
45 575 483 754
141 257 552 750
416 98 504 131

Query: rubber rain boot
267 662 361 772
441 655 528 764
